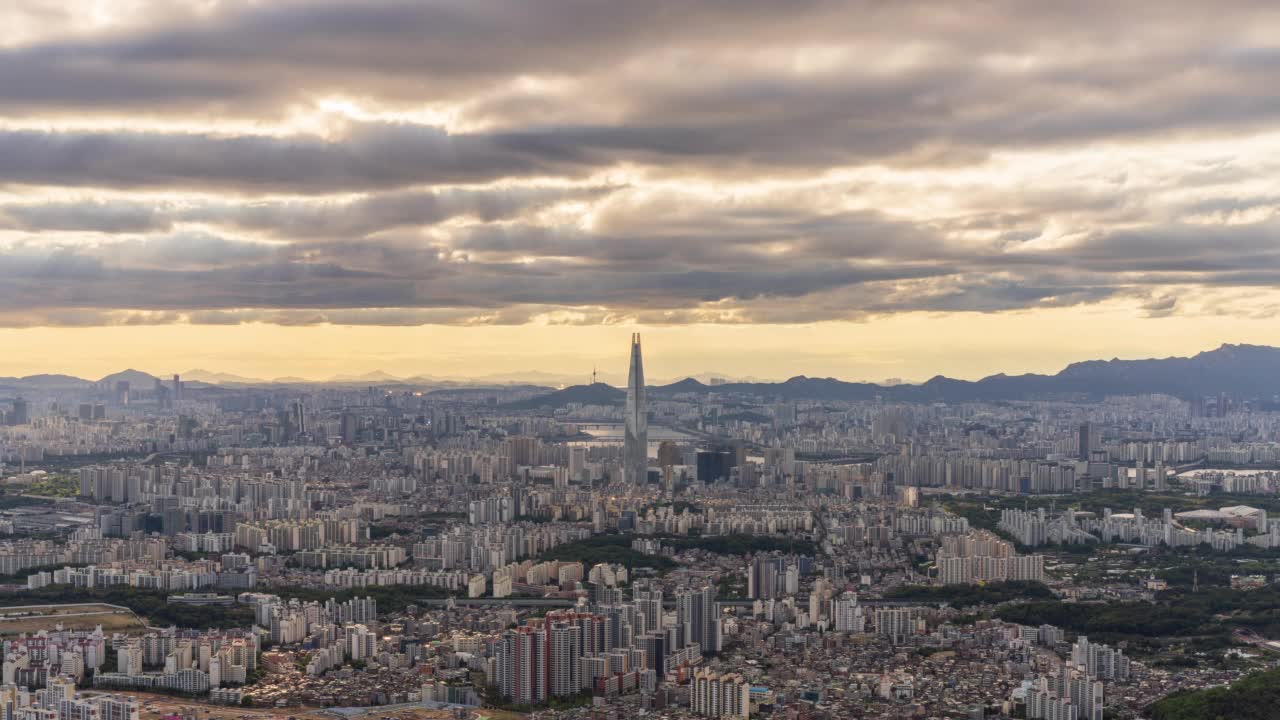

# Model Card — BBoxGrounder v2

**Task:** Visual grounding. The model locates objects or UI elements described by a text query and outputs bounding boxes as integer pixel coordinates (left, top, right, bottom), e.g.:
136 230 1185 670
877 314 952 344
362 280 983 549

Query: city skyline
5 3 1280 719
4 1 1280 380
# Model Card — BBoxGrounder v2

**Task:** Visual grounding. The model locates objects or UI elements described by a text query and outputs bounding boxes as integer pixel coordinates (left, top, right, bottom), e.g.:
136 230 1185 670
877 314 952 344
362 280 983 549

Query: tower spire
624 333 648 484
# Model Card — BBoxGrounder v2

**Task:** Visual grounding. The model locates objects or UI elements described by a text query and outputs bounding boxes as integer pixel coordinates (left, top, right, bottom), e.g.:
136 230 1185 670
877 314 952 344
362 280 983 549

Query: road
418 597 948 609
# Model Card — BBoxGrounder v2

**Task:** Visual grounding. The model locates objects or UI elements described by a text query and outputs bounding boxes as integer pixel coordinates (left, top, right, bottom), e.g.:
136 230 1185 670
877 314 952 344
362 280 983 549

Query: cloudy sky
4 0 1280 382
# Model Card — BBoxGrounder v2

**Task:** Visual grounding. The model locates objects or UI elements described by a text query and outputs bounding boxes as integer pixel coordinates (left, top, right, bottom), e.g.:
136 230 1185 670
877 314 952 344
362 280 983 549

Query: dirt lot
128 694 523 720
0 603 147 635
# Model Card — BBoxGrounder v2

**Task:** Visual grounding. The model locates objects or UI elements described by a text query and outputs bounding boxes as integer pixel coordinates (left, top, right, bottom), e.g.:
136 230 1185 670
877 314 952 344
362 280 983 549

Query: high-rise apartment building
746 555 798 599
691 668 751 718
634 582 663 636
832 592 866 633
496 626 548 705
548 621 583 697
675 584 721 653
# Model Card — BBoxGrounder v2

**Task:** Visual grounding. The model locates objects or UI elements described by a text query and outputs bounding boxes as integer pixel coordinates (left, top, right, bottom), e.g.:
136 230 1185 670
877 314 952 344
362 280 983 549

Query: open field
0 603 148 635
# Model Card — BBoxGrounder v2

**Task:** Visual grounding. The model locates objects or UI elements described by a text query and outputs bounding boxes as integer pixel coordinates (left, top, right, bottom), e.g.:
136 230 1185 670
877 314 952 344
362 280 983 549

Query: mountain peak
1203 342 1277 356
661 377 707 392
503 382 623 409
97 368 161 385
181 369 267 384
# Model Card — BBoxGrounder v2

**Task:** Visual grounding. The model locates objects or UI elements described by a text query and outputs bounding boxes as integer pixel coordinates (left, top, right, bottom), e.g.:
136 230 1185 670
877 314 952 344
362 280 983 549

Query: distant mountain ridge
0 373 90 390
4 344 1280 401
509 343 1280 407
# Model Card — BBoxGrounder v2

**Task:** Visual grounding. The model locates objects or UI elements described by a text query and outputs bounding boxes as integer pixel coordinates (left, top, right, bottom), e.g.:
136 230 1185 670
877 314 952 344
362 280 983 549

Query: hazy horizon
2 334 1274 387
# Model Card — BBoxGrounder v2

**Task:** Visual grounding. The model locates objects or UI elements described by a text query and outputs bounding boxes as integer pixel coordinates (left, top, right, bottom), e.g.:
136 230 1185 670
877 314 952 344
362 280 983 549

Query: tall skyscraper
639 632 667 679
292 400 307 436
8 397 28 426
675 584 721 653
747 556 780 600
1078 422 1092 460
624 333 648 484
569 446 588 481
340 411 358 444
697 450 732 484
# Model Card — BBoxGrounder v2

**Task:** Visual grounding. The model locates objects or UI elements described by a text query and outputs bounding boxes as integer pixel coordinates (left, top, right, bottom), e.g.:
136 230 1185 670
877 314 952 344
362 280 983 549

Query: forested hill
1149 667 1280 720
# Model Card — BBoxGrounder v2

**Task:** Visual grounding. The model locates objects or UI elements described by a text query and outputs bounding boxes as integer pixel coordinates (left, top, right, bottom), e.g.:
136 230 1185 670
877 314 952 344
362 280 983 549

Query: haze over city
6 3 1280 720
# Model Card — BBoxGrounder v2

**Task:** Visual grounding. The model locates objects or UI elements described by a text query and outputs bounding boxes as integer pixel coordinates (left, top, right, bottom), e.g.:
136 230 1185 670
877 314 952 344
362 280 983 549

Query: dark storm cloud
186 185 615 238
1 3 1280 190
0 118 949 192
0 124 602 192
181 307 539 327
0 209 958 320
723 277 1127 325
0 0 850 112
100 231 279 269
4 0 1277 117
4 212 1280 326
449 209 953 269
1059 224 1280 273
0 200 167 233
1141 294 1180 318
4 0 1280 326
0 186 613 238
3 83 1276 194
